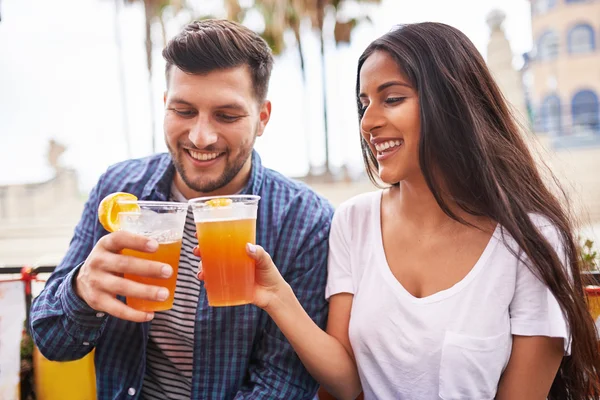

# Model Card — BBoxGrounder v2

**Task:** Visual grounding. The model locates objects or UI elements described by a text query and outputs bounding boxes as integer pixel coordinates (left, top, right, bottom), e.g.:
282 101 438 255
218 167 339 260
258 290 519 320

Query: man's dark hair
163 19 274 102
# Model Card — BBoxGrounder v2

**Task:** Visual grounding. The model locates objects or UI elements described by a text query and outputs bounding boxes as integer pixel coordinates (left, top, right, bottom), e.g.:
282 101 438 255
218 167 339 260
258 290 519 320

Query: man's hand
75 231 174 322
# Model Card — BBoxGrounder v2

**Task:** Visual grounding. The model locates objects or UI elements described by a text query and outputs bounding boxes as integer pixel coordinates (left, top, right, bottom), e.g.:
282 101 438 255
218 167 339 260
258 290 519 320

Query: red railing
0 265 56 333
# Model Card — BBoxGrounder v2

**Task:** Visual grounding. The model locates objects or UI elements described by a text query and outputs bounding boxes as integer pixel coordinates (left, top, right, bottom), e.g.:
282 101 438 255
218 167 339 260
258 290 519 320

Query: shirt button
128 387 136 396
96 312 105 318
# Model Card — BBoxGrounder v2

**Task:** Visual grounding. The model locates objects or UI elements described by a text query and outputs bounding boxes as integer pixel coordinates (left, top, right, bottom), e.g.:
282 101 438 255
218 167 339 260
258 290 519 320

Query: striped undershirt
141 183 200 399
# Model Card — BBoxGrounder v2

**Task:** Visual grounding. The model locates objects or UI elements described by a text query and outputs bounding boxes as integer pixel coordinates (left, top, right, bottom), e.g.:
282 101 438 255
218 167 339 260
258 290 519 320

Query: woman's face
359 50 421 185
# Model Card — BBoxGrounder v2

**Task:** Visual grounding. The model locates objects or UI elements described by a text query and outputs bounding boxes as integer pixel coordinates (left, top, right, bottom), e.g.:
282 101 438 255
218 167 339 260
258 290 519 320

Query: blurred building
0 140 84 267
529 0 600 142
486 9 529 129
486 3 600 244
526 0 600 226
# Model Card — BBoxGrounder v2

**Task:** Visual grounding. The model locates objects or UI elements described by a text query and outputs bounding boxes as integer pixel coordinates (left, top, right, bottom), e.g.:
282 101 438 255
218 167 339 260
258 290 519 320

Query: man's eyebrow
166 98 248 113
215 103 248 113
358 81 411 98
167 97 194 106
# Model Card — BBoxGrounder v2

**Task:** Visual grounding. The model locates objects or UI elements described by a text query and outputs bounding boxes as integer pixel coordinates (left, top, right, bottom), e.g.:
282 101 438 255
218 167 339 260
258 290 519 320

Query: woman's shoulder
337 189 382 212
334 190 382 224
496 213 567 260
524 213 564 246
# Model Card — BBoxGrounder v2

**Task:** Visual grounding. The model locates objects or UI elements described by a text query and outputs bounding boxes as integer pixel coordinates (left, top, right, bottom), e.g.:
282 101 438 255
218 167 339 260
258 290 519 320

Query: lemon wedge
205 198 233 208
98 192 139 232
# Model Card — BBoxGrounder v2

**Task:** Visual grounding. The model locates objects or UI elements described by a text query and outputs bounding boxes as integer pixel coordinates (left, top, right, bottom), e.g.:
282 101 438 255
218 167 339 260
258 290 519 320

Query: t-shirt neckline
373 190 501 304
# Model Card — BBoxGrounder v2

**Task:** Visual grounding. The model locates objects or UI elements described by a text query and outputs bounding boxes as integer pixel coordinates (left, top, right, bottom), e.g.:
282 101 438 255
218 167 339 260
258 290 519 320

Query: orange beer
196 219 256 306
122 240 182 312
116 200 188 313
190 195 260 307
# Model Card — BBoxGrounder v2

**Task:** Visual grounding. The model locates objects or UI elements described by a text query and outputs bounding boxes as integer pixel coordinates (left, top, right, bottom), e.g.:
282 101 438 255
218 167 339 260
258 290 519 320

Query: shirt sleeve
325 206 354 299
509 219 571 355
29 175 109 361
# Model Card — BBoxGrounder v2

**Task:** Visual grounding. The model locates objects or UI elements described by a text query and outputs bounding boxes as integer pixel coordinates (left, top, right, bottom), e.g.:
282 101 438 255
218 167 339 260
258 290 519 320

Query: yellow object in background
33 347 96 400
586 286 600 322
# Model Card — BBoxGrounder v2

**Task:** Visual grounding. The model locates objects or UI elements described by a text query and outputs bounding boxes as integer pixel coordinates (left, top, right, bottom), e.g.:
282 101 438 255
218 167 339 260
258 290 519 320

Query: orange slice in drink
98 192 139 232
205 198 233 208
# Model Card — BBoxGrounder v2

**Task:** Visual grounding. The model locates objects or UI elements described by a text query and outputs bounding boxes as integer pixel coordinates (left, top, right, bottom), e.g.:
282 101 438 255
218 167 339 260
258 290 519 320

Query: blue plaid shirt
30 151 334 400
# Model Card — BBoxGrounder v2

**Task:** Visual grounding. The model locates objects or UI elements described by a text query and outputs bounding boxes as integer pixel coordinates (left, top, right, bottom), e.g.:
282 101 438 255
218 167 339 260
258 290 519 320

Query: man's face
164 66 271 197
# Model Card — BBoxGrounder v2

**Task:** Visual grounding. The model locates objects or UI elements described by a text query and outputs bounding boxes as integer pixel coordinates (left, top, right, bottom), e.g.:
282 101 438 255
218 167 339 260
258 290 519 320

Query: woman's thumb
246 243 270 266
246 243 259 257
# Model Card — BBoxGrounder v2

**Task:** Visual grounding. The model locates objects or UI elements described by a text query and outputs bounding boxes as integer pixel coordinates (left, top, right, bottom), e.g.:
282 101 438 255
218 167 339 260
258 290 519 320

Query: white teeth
189 150 220 161
374 140 402 153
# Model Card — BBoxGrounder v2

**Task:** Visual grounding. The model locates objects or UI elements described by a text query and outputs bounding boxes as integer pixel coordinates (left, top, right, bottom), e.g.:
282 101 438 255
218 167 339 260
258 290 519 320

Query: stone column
486 10 530 132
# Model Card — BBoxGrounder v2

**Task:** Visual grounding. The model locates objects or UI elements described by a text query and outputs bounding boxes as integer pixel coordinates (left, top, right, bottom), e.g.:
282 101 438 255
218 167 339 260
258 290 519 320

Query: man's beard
168 138 255 194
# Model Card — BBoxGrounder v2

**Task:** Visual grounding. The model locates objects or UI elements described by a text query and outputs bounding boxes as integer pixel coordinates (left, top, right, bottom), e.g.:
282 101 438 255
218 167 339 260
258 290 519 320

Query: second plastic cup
189 195 260 307
117 200 188 312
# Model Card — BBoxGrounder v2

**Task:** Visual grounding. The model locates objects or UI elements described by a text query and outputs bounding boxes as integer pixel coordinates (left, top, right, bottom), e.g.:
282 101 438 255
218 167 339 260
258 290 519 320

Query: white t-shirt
325 190 570 400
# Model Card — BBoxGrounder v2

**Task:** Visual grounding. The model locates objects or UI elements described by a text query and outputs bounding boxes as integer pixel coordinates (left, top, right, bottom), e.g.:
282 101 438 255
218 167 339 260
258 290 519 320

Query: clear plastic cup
117 200 188 312
189 195 260 307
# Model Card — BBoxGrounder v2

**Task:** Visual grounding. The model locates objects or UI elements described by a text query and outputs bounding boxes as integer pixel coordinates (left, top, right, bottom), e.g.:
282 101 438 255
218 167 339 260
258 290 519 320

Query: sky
0 0 532 191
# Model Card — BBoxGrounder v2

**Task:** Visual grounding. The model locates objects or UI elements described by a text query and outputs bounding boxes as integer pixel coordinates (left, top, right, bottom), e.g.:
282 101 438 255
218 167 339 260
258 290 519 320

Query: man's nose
188 118 218 148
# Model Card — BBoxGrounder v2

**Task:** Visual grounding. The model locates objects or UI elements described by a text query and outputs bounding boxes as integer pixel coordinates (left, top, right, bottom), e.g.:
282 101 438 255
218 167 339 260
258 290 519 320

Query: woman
197 22 600 399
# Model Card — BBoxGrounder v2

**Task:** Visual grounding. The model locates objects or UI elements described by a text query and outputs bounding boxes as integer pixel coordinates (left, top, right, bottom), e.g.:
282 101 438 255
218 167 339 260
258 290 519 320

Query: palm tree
225 0 306 78
223 0 315 173
254 0 380 176
122 0 186 153
214 0 381 176
295 0 381 176
113 0 132 158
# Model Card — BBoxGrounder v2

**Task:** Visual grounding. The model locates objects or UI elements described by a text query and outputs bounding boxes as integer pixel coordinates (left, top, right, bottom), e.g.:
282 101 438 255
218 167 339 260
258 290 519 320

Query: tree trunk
225 0 242 20
316 0 330 175
290 16 315 175
158 13 167 48
114 0 132 158
291 20 306 83
143 0 157 153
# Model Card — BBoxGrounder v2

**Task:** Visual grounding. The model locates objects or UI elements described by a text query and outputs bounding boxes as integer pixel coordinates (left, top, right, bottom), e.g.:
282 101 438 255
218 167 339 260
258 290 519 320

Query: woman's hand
194 242 361 400
193 243 291 310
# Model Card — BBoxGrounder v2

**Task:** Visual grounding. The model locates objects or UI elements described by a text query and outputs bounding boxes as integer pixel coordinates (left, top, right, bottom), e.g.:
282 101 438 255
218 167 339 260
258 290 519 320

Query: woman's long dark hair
356 22 600 398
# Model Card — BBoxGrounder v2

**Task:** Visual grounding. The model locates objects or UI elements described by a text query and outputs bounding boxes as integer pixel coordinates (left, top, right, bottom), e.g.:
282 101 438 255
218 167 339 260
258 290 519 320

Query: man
30 19 333 399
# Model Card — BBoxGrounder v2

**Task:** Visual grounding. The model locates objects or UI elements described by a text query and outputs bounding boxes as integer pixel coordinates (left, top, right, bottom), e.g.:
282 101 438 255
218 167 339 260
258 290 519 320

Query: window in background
537 31 560 60
571 90 600 136
568 24 596 53
533 0 558 15
540 94 563 136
